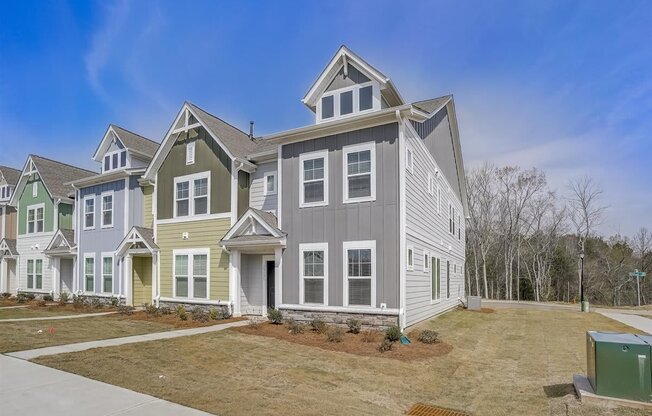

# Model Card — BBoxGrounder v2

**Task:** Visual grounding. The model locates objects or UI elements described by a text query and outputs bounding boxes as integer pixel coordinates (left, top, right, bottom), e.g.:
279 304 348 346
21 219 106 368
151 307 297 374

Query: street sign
630 270 646 307
629 270 646 278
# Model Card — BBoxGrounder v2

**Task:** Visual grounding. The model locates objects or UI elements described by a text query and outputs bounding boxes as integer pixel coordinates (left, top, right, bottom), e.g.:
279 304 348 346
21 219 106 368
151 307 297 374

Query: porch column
125 254 133 306
72 257 78 294
52 258 60 296
0 257 7 293
151 252 157 306
229 249 241 317
274 247 283 309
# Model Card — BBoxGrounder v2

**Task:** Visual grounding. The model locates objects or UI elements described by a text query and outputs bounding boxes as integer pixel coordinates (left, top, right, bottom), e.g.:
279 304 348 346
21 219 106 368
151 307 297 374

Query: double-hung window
446 260 451 299
27 205 44 234
101 193 113 228
299 151 328 208
344 240 376 307
264 171 277 196
84 255 95 292
343 142 376 203
299 243 328 305
27 259 43 289
431 257 441 301
102 255 113 293
84 197 95 229
174 172 210 217
174 250 209 299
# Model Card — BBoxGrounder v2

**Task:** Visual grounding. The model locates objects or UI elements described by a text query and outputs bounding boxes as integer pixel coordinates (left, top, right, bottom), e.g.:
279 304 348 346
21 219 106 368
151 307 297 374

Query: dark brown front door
266 261 275 309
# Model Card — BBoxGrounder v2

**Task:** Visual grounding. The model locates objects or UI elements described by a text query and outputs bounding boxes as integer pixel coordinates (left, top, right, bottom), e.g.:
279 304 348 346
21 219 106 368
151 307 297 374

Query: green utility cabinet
586 331 652 402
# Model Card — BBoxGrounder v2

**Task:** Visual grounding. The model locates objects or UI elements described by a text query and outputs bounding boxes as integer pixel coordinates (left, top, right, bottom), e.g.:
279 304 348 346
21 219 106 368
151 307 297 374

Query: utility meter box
587 331 652 402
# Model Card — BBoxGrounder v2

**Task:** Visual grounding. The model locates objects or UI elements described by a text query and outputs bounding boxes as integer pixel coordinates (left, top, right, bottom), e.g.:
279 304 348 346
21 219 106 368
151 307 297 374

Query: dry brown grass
0 305 105 320
32 308 650 416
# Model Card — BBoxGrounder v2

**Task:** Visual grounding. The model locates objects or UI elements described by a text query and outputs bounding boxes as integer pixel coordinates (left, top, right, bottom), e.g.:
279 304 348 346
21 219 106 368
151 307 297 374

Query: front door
266 260 275 309
60 258 74 293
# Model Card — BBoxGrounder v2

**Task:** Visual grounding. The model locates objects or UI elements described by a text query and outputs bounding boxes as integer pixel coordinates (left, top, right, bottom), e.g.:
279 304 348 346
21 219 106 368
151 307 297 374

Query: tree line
465 163 652 306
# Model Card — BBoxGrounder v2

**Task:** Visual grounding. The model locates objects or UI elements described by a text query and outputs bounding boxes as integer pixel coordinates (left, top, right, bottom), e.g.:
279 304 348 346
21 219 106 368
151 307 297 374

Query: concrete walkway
0 305 28 309
0 311 117 322
596 311 652 334
0 355 212 415
8 319 249 360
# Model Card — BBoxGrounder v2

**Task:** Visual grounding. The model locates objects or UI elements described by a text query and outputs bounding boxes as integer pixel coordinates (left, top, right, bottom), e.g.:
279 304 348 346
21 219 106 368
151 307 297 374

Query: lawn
33 308 647 416
0 305 106 320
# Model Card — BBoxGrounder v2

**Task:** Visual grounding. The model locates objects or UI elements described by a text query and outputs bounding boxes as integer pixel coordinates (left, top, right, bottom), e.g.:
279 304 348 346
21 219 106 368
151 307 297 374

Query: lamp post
579 239 588 312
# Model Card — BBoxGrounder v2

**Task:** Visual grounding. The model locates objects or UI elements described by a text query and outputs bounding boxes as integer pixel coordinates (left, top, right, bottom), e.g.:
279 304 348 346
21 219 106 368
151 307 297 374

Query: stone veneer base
279 308 399 329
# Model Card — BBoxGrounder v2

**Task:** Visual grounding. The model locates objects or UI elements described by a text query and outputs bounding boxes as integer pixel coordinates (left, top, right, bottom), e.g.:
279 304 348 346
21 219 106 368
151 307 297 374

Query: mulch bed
116 311 245 328
233 322 453 361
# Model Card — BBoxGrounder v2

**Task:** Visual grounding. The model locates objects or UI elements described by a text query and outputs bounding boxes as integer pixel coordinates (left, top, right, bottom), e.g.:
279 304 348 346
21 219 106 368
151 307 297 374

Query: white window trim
423 251 430 273
299 149 329 208
173 171 211 218
430 256 441 304
406 147 414 174
83 253 95 293
263 171 277 196
172 248 210 300
407 245 414 271
26 258 43 290
101 253 114 293
316 81 379 124
298 242 328 305
26 203 46 235
186 141 196 165
32 182 38 197
83 195 95 230
103 148 129 173
437 186 441 214
343 240 376 308
100 191 114 229
342 141 376 204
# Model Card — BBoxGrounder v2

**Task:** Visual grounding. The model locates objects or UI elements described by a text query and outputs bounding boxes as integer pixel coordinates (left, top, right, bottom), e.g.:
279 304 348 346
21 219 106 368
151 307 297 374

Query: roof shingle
111 125 159 157
30 155 97 201
0 165 21 186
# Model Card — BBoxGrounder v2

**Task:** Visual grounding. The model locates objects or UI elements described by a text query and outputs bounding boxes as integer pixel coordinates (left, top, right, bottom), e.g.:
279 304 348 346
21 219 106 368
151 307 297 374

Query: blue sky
1 0 650 236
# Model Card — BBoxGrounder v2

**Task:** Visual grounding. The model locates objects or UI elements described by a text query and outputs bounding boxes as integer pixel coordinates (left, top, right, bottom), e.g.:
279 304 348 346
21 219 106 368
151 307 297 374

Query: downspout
221 245 234 316
396 109 407 331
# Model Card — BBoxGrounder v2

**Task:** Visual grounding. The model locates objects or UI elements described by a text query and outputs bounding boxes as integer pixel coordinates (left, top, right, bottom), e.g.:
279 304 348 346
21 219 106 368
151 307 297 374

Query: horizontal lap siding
16 233 54 292
404 115 466 327
157 218 230 301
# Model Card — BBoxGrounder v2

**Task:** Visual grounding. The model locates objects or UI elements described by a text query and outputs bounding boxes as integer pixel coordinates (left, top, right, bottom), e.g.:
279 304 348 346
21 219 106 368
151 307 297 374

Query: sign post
629 270 646 307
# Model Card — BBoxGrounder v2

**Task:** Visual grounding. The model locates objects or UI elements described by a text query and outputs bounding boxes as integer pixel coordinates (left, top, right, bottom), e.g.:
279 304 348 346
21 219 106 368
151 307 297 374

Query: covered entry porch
117 227 158 307
44 230 76 295
221 208 285 317
0 239 18 294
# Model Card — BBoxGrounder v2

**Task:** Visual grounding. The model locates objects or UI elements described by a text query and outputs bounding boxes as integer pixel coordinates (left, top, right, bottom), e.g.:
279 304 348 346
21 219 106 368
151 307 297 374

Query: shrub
378 338 393 353
191 308 209 322
346 318 362 334
267 308 283 324
209 308 219 320
16 293 28 304
145 304 159 316
417 329 439 344
72 295 86 309
384 325 402 342
109 297 120 307
361 330 378 343
310 318 328 334
58 292 70 305
0 292 11 299
159 306 173 315
247 319 261 330
326 327 344 343
117 305 134 315
176 305 188 321
43 294 54 302
37 299 47 307
90 297 103 309
219 308 232 320
287 319 305 335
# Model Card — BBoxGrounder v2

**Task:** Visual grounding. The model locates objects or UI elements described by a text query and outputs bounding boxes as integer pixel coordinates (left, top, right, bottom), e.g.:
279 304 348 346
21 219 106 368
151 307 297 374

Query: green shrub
43 294 54 302
209 308 219 320
117 305 134 315
326 327 344 343
145 304 160 316
287 319 305 335
310 318 328 334
109 297 120 307
384 325 402 342
191 308 209 322
346 318 362 334
159 306 173 315
17 292 35 303
417 329 439 344
58 292 70 305
176 305 188 321
219 308 232 320
72 295 86 309
89 297 103 309
267 308 283 324
378 338 393 353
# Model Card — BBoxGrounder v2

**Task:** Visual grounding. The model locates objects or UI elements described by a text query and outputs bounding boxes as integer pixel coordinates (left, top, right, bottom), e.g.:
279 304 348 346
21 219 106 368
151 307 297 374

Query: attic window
103 150 127 173
317 82 377 123
186 141 196 165
321 96 334 120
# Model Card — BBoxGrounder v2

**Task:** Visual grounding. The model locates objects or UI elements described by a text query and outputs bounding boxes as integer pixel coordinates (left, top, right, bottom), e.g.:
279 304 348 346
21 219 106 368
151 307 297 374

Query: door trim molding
261 255 275 316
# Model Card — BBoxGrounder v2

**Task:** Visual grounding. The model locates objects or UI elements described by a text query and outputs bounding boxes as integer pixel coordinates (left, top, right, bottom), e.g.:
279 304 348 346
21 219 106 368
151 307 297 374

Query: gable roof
221 208 285 246
9 155 97 206
0 165 20 186
0 238 18 256
92 124 159 162
143 102 258 181
302 45 404 110
412 95 452 115
116 226 159 257
44 229 76 255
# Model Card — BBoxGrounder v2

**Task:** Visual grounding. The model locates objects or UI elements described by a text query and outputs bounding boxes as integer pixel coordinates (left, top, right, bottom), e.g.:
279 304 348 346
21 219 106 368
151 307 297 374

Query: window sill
299 201 328 209
343 196 376 204
100 224 114 229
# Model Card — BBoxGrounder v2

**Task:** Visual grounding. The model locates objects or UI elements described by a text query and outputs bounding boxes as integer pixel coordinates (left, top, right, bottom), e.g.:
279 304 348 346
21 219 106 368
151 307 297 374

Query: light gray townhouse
0 165 21 293
68 125 158 302
136 45 467 329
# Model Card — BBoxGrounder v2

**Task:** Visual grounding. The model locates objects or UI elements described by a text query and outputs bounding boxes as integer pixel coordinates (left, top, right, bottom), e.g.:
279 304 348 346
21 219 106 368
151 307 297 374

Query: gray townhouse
134 45 467 329
0 165 21 293
68 125 158 302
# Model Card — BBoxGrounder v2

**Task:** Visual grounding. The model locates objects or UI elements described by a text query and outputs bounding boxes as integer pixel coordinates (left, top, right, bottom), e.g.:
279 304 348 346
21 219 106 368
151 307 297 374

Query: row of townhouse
0 46 468 329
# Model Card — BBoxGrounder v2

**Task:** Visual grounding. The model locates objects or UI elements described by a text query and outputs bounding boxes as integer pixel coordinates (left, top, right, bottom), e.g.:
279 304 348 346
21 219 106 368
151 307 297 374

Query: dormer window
317 82 379 123
103 149 128 173
0 185 13 200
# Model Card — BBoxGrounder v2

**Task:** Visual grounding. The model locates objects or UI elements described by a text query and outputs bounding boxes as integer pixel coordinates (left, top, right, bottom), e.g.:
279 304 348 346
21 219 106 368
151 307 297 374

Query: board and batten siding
18 179 54 235
240 253 263 315
2 206 17 240
281 123 400 308
132 256 152 305
142 185 154 229
156 127 232 220
249 161 278 215
58 203 73 229
157 218 231 301
404 115 465 327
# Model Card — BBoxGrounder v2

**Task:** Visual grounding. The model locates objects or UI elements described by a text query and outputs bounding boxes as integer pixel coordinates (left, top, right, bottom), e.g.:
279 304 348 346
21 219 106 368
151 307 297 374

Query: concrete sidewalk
596 311 652 334
0 355 212 415
8 319 249 360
